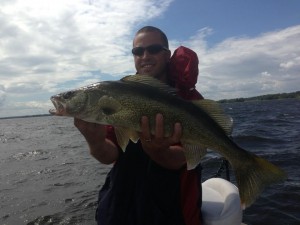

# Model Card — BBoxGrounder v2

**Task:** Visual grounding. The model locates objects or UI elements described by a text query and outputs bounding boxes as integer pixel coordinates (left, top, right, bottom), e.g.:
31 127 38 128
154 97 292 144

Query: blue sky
0 0 300 117
150 1 298 40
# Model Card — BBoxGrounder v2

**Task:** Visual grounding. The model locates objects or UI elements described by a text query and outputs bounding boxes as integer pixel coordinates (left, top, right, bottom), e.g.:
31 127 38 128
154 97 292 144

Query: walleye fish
49 74 286 208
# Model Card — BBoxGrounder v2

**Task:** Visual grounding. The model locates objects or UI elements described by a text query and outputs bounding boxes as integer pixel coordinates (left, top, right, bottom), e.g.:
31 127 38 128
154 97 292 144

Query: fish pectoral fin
114 127 130 152
128 130 140 143
114 127 139 151
192 99 233 135
183 144 207 170
98 95 122 116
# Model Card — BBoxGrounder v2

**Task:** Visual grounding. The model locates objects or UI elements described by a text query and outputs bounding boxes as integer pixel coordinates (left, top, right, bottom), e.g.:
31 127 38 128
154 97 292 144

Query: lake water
0 99 299 225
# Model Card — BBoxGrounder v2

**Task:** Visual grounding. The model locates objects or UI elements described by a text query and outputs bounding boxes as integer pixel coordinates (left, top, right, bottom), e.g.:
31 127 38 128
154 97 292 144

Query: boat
202 178 247 225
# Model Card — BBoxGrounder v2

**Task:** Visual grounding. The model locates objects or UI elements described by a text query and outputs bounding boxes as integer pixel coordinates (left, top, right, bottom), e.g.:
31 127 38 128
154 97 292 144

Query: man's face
132 31 171 82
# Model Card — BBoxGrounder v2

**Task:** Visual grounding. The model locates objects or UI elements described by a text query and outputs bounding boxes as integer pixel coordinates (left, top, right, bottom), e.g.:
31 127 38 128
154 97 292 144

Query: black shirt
96 140 185 225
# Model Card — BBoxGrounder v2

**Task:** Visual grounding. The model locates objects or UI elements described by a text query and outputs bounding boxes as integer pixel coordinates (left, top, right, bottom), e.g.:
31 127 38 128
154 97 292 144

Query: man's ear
165 49 171 61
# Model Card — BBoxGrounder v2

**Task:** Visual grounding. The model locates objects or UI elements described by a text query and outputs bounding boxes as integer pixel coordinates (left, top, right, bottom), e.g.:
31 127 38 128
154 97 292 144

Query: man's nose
141 50 151 58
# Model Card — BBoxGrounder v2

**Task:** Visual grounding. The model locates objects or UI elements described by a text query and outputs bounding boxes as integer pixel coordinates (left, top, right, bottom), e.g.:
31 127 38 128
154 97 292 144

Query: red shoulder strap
169 46 199 90
168 46 204 100
180 169 202 225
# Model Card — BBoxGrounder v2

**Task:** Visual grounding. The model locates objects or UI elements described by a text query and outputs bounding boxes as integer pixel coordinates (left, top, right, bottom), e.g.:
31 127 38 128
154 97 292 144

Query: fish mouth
49 96 67 116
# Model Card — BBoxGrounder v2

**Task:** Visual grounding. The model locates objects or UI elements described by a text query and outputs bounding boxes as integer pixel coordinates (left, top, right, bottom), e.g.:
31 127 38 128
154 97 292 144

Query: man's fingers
171 122 182 143
141 116 151 141
140 114 181 144
155 114 164 138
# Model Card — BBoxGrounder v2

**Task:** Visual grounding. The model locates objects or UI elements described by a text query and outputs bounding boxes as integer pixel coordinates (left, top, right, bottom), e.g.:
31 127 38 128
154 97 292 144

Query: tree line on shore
218 91 300 103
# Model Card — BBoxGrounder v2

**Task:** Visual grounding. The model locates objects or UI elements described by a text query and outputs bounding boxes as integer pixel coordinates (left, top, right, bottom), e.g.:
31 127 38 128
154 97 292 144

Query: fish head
49 82 123 124
49 89 88 117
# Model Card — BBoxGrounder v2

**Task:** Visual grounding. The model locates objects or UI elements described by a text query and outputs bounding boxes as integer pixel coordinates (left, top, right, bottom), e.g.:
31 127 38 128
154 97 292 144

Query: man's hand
139 114 186 170
74 118 118 164
74 118 106 145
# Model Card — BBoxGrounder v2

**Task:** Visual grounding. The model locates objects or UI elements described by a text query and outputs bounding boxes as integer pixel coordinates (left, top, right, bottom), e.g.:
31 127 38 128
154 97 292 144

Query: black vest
96 141 185 225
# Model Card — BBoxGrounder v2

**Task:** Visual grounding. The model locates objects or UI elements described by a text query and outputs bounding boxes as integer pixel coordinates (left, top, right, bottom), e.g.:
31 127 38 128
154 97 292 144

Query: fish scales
102 79 228 147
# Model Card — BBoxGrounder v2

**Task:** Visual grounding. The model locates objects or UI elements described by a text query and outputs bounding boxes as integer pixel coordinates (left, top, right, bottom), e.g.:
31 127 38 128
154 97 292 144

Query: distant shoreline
0 114 52 120
218 91 300 103
1 91 299 119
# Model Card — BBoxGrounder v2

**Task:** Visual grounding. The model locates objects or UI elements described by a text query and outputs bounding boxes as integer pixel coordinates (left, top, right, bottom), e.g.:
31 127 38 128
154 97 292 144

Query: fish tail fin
234 151 287 208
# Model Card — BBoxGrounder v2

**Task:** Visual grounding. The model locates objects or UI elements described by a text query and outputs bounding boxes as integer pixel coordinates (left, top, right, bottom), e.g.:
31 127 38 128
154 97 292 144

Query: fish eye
63 91 75 99
101 107 116 115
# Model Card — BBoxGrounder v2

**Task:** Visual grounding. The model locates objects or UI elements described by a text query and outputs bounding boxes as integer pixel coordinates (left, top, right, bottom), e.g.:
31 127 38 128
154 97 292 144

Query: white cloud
1 0 172 81
280 56 300 70
0 0 173 117
188 25 300 100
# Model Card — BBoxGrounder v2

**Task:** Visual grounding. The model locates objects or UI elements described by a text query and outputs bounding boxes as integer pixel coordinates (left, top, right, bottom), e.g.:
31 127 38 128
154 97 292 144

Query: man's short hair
135 26 169 49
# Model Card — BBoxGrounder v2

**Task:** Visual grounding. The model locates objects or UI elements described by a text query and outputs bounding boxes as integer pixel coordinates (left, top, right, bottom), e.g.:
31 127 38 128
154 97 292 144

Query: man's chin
138 69 165 80
140 68 154 75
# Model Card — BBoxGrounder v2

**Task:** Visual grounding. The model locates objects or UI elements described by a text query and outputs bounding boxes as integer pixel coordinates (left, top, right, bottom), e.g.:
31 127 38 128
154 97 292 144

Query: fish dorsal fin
193 99 233 135
114 127 139 152
121 75 177 95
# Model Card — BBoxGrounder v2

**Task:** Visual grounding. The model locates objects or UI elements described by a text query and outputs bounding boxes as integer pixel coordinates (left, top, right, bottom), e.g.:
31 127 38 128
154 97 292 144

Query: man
75 26 202 225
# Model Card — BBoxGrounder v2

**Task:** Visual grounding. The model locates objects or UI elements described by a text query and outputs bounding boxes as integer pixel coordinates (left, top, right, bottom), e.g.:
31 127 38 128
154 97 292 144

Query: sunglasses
132 44 168 56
